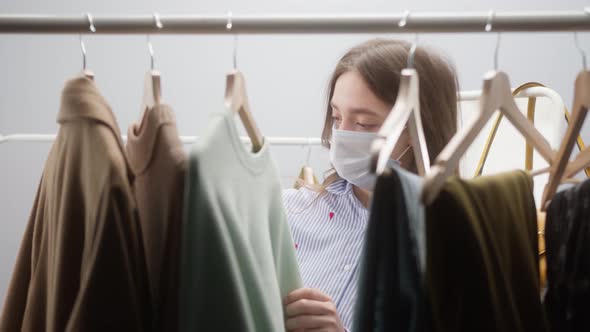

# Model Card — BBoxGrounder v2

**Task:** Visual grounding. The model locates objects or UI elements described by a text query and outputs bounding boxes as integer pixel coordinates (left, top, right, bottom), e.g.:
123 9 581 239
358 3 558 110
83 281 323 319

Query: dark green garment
425 170 548 332
353 169 426 332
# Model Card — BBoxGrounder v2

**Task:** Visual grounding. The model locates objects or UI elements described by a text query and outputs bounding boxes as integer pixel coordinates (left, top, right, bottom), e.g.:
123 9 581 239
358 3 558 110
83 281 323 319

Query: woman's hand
283 288 345 332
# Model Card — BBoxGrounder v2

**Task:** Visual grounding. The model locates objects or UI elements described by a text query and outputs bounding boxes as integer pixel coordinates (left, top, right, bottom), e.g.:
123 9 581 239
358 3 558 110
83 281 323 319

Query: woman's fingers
285 298 336 317
283 288 343 331
283 287 332 305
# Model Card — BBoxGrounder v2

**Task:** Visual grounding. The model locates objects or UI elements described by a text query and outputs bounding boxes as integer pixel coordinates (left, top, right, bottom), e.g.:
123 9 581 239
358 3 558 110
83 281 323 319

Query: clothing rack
1 11 590 34
0 11 577 145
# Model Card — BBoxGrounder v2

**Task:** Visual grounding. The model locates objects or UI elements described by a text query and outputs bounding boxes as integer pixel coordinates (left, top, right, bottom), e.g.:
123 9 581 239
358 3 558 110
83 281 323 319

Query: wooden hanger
293 138 318 189
136 30 164 131
421 70 555 205
370 68 430 176
564 148 590 178
136 70 162 131
224 70 264 152
82 70 94 81
294 141 318 188
541 70 590 209
294 166 319 189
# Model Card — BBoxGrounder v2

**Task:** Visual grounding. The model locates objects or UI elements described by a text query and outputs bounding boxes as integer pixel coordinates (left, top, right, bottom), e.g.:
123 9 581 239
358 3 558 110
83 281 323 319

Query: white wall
1 0 589 307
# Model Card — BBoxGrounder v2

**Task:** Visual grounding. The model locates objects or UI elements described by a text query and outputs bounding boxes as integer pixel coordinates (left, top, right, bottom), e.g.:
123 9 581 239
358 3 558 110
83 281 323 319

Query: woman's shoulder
282 185 332 219
282 186 315 204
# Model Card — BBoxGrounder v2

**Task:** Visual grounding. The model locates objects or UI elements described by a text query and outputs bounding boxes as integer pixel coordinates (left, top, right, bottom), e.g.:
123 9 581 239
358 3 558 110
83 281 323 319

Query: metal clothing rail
2 11 590 34
0 134 323 146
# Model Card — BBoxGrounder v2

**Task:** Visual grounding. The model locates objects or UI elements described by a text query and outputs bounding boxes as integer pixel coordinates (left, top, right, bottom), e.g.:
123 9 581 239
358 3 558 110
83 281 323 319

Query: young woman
282 38 459 331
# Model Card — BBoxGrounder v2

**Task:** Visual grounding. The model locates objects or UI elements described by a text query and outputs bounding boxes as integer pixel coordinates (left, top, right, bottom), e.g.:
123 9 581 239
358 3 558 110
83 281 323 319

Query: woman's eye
357 123 377 129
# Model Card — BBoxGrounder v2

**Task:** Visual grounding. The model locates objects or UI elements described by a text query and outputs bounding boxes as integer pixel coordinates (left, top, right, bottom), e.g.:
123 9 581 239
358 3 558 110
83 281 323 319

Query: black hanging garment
545 179 590 332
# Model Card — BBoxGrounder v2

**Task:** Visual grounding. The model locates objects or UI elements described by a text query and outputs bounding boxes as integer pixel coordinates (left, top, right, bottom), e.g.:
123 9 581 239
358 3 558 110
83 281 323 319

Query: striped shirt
282 178 369 330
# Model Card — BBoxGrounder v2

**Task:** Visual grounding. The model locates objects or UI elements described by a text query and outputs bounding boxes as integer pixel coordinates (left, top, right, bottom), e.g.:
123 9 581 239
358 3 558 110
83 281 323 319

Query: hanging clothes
179 112 302 332
0 77 152 332
544 178 590 332
353 167 428 332
126 104 186 332
538 211 547 292
425 170 548 332
397 167 426 274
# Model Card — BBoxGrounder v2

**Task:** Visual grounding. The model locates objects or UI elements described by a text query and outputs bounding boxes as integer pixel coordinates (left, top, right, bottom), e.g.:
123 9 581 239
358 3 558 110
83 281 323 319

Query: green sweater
179 112 302 332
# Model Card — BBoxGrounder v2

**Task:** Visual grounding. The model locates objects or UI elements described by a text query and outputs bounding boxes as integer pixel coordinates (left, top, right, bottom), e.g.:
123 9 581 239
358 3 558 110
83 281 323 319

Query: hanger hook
147 36 154 70
226 11 238 70
306 137 313 166
398 10 410 28
408 33 418 69
398 11 417 69
80 13 96 71
147 12 164 71
153 12 163 29
574 32 587 70
574 8 589 70
80 35 87 70
86 13 96 33
485 10 501 71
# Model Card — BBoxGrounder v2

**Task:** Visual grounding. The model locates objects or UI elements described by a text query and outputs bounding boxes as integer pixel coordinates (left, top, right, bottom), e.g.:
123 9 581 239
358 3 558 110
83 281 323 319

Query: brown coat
127 104 186 331
0 77 152 332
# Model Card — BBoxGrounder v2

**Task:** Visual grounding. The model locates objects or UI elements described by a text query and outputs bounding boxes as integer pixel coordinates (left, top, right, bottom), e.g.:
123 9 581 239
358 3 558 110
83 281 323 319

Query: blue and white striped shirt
282 178 369 330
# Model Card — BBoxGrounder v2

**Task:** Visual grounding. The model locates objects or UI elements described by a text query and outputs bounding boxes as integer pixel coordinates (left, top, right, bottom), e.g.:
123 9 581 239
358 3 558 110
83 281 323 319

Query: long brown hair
313 38 459 191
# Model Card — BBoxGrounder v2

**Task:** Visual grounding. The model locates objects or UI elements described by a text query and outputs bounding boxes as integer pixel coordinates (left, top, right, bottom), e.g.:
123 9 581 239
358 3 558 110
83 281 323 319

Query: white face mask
329 128 410 190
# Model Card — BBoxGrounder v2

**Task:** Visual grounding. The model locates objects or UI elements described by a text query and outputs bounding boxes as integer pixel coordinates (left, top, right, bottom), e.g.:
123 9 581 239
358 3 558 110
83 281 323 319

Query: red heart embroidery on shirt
329 212 334 220
295 243 299 249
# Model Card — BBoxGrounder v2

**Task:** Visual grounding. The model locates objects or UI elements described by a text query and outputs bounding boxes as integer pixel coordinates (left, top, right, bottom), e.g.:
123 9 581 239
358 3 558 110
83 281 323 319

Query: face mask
329 128 410 190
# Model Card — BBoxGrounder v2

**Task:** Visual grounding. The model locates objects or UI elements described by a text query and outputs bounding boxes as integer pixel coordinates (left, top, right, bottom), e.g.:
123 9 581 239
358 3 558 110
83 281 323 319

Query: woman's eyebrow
331 101 380 117
348 107 380 116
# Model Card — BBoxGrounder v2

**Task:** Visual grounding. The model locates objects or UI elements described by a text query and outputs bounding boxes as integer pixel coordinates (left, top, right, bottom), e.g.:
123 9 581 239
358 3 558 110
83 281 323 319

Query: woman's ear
389 128 411 159
403 149 416 172
392 135 416 172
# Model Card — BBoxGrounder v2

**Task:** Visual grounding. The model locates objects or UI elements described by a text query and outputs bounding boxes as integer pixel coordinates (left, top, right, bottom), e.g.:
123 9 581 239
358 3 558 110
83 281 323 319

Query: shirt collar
326 177 352 195
58 76 119 132
57 76 134 181
126 104 177 175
